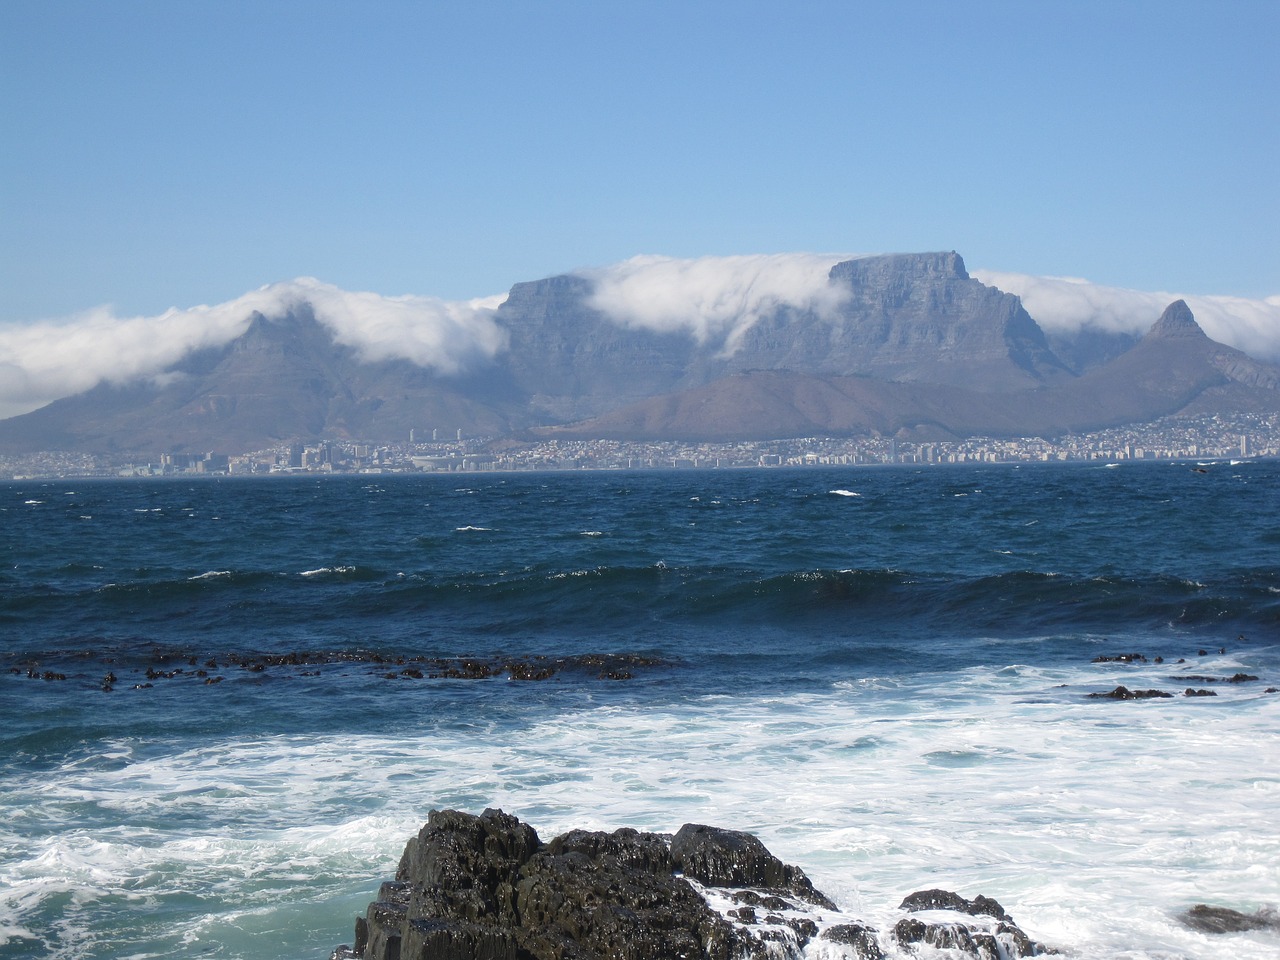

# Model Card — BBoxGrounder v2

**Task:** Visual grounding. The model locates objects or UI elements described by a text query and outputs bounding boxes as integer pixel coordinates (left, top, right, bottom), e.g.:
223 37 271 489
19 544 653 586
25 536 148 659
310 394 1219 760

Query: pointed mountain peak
1146 300 1207 340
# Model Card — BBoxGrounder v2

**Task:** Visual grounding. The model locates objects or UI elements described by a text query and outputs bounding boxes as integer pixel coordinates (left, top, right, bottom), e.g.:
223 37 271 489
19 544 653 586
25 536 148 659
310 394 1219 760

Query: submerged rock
338 809 1052 960
895 889 1051 958
1087 685 1174 700
820 923 885 959
1179 904 1280 934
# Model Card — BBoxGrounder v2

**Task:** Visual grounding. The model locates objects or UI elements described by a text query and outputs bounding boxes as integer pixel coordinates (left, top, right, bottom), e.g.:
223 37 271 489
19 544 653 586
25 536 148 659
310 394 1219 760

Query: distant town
2 411 1275 481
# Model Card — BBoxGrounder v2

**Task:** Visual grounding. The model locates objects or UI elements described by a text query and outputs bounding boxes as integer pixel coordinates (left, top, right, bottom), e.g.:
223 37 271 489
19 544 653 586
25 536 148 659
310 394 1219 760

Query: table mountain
1 256 1276 454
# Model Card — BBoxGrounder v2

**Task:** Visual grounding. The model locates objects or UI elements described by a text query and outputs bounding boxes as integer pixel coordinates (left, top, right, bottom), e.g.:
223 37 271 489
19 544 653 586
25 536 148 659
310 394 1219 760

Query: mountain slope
0 307 518 454
537 301 1280 441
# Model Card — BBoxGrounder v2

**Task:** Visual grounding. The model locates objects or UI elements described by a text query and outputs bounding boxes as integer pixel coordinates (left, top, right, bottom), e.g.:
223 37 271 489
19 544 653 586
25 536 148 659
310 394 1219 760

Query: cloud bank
973 270 1280 361
0 280 507 420
2 259 1277 421
289 278 508 372
577 254 855 354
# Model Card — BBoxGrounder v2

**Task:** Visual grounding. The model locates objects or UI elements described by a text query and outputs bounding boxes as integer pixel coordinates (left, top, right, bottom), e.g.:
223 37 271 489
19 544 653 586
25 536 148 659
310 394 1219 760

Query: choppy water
2 461 1278 959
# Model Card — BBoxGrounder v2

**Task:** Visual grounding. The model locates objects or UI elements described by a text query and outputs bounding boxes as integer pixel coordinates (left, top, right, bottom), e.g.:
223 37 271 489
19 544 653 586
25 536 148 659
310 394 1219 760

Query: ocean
1 461 1278 959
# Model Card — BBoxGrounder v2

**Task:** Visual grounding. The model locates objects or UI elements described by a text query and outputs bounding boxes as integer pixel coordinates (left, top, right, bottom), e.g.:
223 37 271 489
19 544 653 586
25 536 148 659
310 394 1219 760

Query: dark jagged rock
1092 653 1147 663
899 888 1012 922
1087 685 1174 700
360 810 743 960
1184 688 1218 697
1179 673 1260 684
2 646 670 694
896 889 1052 957
820 923 885 959
1179 903 1280 934
894 916 1048 958
671 823 836 908
342 811 1052 960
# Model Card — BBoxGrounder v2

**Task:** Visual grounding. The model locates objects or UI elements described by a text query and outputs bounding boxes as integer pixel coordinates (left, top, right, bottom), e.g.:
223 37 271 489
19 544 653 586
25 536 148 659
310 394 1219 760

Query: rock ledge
333 808 1052 960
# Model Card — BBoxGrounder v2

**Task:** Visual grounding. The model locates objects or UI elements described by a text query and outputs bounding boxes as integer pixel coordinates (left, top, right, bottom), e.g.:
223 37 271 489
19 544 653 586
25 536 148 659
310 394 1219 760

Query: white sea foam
829 489 862 497
2 655 1277 959
454 525 492 532
298 565 356 577
188 570 232 581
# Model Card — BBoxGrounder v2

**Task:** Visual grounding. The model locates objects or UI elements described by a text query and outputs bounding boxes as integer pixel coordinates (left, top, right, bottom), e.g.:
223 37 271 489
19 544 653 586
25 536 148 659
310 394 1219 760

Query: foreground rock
333 809 1052 960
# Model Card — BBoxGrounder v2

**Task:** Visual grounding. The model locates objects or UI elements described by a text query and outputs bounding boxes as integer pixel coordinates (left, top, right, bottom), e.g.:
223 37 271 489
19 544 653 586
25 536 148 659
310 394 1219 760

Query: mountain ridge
2 254 1278 454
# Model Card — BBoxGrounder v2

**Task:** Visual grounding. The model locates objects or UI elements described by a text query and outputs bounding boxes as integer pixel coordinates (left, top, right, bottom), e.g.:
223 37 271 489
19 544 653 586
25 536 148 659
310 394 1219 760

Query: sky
0 0 1277 416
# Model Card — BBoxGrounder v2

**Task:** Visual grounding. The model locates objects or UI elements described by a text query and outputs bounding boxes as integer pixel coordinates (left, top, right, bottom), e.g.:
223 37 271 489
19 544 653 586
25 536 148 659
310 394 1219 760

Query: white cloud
0 280 507 420
284 278 508 372
973 270 1280 361
577 253 856 354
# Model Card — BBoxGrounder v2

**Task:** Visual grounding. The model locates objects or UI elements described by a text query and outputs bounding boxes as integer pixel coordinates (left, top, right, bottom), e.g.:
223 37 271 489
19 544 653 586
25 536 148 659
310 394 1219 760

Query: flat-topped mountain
1 256 1277 454
496 252 1069 424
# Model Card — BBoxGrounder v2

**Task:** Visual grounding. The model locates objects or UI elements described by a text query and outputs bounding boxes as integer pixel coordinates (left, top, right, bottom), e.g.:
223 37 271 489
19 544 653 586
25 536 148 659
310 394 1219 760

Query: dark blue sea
2 461 1278 959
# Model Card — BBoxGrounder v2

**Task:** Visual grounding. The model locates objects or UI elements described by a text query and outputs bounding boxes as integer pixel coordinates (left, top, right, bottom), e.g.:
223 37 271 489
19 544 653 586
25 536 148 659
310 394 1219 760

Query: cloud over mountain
0 280 507 419
2 257 1278 422
578 253 855 353
973 270 1280 361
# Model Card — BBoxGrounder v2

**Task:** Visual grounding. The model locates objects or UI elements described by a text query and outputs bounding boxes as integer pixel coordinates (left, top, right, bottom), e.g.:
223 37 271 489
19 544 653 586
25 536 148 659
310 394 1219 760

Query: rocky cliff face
793 252 1069 388
495 275 700 423
333 809 1053 960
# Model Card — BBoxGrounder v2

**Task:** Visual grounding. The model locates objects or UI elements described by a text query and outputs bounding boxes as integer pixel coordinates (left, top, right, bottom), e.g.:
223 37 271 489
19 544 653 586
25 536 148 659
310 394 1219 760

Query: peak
1147 300 1207 340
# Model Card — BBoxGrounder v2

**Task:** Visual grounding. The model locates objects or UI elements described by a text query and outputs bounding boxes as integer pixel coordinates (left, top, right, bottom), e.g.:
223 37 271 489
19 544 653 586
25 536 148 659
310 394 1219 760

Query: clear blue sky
1 0 1276 323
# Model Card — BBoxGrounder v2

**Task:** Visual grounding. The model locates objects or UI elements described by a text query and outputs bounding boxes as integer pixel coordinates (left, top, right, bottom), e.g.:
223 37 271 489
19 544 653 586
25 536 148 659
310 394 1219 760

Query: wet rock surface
1178 904 1280 934
5 645 667 692
1082 646 1274 701
1087 685 1174 700
335 809 1053 960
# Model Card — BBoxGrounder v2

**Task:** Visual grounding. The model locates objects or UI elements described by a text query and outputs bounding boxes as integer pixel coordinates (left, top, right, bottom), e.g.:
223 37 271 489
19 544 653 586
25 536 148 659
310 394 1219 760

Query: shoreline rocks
333 809 1053 960
1084 647 1271 701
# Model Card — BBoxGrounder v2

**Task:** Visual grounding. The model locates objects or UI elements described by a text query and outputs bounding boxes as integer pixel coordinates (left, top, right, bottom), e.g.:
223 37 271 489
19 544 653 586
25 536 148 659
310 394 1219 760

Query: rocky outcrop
1179 904 1280 934
1087 685 1175 700
333 809 1052 960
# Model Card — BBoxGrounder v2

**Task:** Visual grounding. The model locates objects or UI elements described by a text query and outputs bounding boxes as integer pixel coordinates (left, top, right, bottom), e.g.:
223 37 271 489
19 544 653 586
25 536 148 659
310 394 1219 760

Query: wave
5 558 1278 671
298 565 359 578
314 564 1280 647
